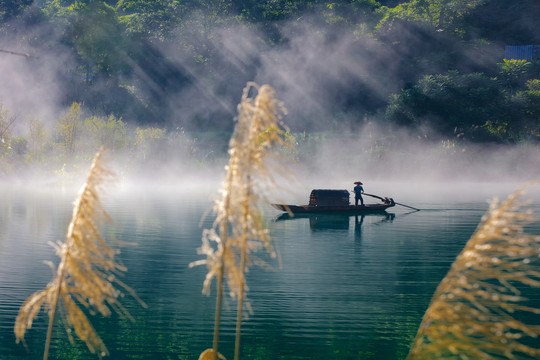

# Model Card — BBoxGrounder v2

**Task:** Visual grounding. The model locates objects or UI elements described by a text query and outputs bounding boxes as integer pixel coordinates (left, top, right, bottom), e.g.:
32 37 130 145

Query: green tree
0 104 15 173
500 59 531 92
69 1 131 81
503 79 540 141
0 0 33 22
460 0 540 44
386 57 540 143
56 102 83 156
521 79 540 121
10 136 28 157
117 0 186 40
377 0 486 35
324 0 383 26
385 71 505 140
134 126 167 160
84 114 128 152
0 104 16 150
27 116 48 163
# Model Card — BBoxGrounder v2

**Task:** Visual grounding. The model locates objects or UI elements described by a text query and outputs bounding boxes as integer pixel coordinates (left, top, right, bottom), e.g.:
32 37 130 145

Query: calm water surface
0 184 538 359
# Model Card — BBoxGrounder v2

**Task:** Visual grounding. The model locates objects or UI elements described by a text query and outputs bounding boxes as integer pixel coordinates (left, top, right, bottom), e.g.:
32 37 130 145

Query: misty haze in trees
0 1 539 164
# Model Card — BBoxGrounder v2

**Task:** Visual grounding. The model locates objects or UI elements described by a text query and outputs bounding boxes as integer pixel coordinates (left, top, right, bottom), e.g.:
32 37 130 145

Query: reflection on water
0 186 538 360
275 212 396 232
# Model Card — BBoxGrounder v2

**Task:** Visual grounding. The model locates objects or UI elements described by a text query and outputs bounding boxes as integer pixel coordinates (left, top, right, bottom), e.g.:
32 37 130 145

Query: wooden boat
272 189 395 214
271 203 394 213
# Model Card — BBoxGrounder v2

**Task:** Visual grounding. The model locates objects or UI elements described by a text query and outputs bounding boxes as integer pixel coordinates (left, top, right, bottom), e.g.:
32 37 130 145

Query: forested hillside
0 0 539 174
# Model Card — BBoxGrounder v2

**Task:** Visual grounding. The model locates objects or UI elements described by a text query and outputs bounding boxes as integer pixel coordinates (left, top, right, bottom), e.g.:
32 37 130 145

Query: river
0 182 538 359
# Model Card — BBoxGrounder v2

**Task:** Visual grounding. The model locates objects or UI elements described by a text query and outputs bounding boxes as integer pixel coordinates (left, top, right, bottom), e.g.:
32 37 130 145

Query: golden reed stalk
191 82 291 360
14 149 146 359
407 184 540 359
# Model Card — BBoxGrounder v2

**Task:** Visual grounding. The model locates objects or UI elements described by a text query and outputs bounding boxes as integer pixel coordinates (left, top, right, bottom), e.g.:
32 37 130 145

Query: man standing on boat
353 181 364 206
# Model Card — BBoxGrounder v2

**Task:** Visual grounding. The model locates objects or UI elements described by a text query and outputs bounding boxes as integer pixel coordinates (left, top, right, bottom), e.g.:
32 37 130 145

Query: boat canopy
309 189 350 206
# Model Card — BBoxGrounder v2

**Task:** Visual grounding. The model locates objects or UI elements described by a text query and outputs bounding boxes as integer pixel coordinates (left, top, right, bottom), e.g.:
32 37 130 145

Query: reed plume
191 82 291 360
407 184 540 359
15 149 145 359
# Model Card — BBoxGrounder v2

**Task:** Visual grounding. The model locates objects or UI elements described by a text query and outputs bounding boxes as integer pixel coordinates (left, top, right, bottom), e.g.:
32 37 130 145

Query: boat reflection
275 212 395 231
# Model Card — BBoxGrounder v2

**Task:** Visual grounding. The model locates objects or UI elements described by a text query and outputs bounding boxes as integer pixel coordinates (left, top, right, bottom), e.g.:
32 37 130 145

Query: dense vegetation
0 0 539 177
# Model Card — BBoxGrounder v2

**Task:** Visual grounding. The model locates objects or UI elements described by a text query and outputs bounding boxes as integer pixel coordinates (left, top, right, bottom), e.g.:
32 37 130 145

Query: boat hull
271 203 394 214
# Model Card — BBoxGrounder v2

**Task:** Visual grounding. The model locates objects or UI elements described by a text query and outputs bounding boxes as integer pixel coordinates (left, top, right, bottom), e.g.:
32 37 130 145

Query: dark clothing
353 185 364 206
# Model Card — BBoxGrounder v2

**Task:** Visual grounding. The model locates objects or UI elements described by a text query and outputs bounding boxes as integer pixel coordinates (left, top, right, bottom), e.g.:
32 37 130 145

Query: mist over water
1 131 539 208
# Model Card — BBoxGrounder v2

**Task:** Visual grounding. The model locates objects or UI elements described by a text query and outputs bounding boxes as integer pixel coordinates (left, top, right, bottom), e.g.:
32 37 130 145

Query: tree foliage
0 0 32 22
134 126 167 160
117 0 186 40
56 102 83 156
386 61 540 142
84 115 128 152
1 0 539 142
376 0 486 36
27 116 48 163
0 104 16 147
70 1 131 79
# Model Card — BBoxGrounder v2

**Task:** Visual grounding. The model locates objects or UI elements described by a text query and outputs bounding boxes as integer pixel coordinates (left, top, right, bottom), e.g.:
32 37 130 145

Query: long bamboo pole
363 193 420 211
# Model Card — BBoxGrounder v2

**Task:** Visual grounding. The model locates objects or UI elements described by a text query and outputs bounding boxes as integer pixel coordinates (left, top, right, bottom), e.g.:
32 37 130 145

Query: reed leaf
407 184 540 360
191 82 292 360
15 149 145 359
